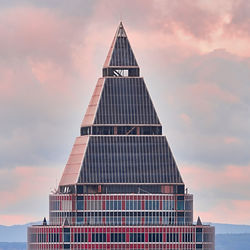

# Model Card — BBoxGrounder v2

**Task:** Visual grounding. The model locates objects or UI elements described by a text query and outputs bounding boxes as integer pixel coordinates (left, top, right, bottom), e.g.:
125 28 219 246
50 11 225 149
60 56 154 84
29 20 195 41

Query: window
106 201 110 210
30 234 36 243
166 233 179 242
77 199 84 210
126 201 130 210
153 201 160 210
196 232 202 242
74 233 88 242
53 233 59 242
81 126 91 135
92 233 106 242
177 200 184 210
204 233 212 242
177 216 185 225
77 185 83 194
182 233 193 242
185 199 193 210
145 200 153 210
130 233 145 242
64 233 70 242
111 233 125 242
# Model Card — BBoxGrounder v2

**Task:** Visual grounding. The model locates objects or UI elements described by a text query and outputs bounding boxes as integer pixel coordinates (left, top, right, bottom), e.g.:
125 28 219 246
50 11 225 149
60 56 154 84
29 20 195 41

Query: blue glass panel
77 200 83 210
196 232 203 242
177 200 184 210
64 233 70 242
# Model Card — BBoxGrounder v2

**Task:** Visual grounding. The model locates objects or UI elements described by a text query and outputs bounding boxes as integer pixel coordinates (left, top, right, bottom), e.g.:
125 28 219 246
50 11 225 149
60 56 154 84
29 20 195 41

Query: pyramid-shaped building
28 22 215 250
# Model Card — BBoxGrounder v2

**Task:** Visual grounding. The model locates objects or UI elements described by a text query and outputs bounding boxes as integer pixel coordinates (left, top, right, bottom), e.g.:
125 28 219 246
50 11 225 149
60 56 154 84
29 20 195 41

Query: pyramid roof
59 23 183 187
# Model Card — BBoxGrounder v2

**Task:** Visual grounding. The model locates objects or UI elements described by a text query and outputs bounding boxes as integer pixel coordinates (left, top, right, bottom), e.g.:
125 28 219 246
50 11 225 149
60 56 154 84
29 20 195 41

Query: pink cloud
181 164 250 190
29 59 74 94
159 0 221 40
224 0 250 38
0 7 72 57
185 163 250 224
0 6 89 100
224 136 241 144
180 113 192 125
0 67 15 98
0 166 61 211
194 199 250 224
189 82 238 103
127 0 250 57
176 82 240 117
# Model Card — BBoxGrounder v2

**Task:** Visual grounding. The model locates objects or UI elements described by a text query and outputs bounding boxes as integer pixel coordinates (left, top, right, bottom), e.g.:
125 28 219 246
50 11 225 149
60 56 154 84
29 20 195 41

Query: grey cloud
225 0 250 37
150 49 250 167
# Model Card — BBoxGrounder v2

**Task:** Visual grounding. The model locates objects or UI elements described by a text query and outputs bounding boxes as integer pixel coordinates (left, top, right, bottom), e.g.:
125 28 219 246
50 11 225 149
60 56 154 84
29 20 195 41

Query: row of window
73 184 185 194
77 200 181 211
81 126 162 136
29 245 209 250
50 199 192 211
50 211 192 226
103 67 140 77
50 218 190 227
30 232 213 243
76 216 180 226
51 211 185 216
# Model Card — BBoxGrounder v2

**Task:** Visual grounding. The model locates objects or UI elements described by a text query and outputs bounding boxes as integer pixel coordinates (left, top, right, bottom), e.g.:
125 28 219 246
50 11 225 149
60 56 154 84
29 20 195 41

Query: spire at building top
103 22 139 71
117 21 126 37
81 22 159 128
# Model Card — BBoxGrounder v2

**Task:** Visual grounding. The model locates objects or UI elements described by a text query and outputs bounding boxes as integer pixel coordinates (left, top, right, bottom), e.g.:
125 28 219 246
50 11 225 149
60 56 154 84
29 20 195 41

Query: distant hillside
211 222 250 234
0 242 26 250
0 222 40 242
216 233 250 250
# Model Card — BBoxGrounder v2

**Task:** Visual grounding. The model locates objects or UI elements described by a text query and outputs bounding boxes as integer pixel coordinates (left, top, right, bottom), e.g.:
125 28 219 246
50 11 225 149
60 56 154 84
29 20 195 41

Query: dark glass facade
28 22 215 249
78 136 182 184
93 78 160 125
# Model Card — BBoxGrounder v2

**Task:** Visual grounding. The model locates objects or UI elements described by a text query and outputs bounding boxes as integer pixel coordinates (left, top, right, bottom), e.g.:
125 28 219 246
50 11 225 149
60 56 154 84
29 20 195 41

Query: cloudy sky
0 0 250 226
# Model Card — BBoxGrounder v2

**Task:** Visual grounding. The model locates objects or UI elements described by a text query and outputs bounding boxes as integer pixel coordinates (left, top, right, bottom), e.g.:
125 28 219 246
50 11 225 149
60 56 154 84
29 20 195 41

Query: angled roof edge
59 136 89 186
81 78 105 127
59 134 183 186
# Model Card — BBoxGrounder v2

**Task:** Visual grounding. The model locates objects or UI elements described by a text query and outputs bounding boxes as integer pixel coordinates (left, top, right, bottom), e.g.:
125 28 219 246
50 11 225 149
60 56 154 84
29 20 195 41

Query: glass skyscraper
28 22 215 250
